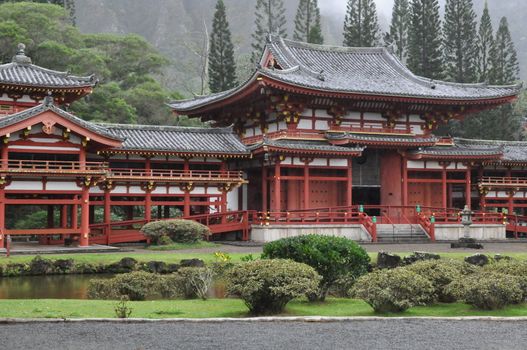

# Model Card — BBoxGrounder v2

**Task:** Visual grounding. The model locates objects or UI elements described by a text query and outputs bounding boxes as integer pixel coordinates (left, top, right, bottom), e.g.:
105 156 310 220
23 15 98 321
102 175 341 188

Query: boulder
29 256 55 275
403 252 441 265
180 259 205 268
166 264 180 273
106 257 138 273
494 254 513 262
376 252 402 269
464 254 489 266
144 261 168 274
53 259 74 273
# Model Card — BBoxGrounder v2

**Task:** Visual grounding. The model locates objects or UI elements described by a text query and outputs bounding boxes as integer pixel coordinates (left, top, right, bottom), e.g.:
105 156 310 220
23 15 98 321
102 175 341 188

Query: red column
104 189 111 244
507 168 513 214
61 205 68 228
221 191 227 212
347 158 353 207
303 162 310 209
272 159 281 212
0 188 5 248
465 166 472 208
79 146 86 169
183 159 191 217
261 165 268 212
145 157 152 222
402 157 408 206
80 186 90 247
1 144 8 169
442 167 447 209
72 197 78 229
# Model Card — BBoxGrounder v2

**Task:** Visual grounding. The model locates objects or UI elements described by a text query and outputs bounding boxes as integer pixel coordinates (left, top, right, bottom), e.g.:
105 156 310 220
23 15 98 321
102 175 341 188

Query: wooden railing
108 169 245 181
479 176 527 187
1 159 107 173
329 125 413 135
186 210 252 241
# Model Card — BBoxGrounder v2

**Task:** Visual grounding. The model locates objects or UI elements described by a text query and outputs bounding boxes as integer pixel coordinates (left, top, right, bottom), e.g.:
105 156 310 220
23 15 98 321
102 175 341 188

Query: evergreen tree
251 0 287 56
490 17 520 85
387 0 410 62
443 0 478 83
407 0 443 79
293 0 323 44
208 0 238 93
476 1 494 82
343 0 380 47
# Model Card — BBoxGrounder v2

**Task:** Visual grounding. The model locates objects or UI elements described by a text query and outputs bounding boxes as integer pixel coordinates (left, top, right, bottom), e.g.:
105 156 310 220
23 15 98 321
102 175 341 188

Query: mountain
76 0 527 95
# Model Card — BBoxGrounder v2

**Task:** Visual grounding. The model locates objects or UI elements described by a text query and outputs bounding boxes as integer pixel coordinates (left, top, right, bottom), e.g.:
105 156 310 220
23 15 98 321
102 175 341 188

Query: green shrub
404 260 463 303
262 234 370 301
88 271 159 301
351 268 435 313
446 272 523 310
482 261 527 299
141 219 210 244
157 235 174 246
174 267 214 300
227 259 321 315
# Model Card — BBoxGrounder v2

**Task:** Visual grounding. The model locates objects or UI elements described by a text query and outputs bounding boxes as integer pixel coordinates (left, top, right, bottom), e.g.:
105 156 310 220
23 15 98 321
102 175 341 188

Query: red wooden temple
0 38 526 246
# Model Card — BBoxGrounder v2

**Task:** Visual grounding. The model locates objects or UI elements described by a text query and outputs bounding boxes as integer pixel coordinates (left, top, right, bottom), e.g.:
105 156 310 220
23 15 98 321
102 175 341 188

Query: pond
0 275 227 300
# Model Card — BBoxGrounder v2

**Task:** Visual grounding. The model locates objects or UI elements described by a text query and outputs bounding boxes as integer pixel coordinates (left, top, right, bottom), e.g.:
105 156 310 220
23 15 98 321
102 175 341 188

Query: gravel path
1 319 525 350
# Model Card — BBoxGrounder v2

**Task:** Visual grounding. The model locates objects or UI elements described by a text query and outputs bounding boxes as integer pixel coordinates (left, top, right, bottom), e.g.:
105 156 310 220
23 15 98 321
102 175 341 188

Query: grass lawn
2 251 527 267
1 298 527 319
147 241 219 251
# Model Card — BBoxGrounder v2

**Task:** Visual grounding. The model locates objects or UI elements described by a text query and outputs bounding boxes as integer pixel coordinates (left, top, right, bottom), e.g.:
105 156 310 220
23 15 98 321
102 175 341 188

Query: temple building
0 38 526 247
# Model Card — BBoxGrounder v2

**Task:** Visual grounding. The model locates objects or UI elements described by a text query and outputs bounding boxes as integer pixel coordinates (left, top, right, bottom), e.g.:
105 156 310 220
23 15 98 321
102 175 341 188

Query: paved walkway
0 319 525 349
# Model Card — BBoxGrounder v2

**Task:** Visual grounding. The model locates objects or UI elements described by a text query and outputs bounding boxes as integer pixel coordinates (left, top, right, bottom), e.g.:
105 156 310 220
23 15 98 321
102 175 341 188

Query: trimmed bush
351 268 435 313
262 235 370 301
141 219 210 244
227 259 321 315
482 261 527 298
446 272 523 310
157 235 174 246
88 271 159 301
404 260 463 303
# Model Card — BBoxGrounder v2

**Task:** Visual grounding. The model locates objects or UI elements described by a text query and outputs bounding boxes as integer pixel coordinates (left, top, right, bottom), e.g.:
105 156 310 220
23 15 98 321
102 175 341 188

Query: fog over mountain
75 0 526 94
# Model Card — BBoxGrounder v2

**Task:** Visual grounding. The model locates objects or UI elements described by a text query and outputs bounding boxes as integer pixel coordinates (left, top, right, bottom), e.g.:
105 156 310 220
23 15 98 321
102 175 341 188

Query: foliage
477 2 494 82
351 268 435 313
482 260 527 298
157 235 174 246
404 260 463 303
262 235 370 301
208 0 237 93
490 17 520 85
443 0 478 83
343 0 380 47
446 272 524 310
386 0 410 62
114 296 133 318
293 0 323 44
227 259 321 315
140 219 210 244
407 0 443 79
251 0 287 58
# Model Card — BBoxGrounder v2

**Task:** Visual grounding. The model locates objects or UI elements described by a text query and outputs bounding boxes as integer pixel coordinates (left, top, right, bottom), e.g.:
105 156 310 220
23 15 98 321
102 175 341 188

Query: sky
319 0 396 19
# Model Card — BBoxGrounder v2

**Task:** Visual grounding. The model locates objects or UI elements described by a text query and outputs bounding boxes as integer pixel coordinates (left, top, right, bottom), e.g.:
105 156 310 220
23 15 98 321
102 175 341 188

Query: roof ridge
455 137 527 145
100 123 235 134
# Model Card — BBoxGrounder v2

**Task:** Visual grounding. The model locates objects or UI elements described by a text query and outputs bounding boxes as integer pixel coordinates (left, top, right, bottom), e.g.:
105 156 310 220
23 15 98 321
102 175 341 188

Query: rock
106 257 138 273
180 259 205 268
53 259 74 273
376 252 402 269
144 261 168 274
75 262 100 274
459 237 477 244
166 264 180 273
464 254 490 266
494 254 513 262
29 256 55 275
403 252 441 265
451 242 484 249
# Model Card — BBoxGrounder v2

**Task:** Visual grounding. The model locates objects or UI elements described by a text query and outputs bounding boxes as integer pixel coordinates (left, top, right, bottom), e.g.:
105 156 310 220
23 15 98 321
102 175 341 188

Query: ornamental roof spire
12 43 32 65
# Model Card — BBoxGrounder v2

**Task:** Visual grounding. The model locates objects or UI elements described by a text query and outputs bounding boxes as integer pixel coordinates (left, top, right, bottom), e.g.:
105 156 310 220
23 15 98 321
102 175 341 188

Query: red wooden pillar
144 158 152 222
72 197 78 229
272 158 281 212
442 166 447 209
465 166 472 208
80 186 90 247
79 146 86 169
507 168 514 214
478 167 485 210
1 144 8 169
104 189 111 244
402 157 408 206
220 161 227 212
0 188 5 248
261 164 268 212
303 161 310 209
347 158 353 207
61 205 68 228
183 159 191 217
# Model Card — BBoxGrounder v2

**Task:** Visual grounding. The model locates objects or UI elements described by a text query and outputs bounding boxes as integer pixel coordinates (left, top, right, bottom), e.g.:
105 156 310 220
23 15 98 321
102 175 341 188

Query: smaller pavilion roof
326 131 438 147
250 138 364 156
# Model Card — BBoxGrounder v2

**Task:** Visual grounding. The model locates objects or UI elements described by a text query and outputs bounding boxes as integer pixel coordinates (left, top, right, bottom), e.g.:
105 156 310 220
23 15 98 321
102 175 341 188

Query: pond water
0 275 226 300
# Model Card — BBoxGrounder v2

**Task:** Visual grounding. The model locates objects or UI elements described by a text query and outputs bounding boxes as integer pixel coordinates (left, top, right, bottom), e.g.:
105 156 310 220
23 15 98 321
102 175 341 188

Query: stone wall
434 224 506 241
251 225 371 242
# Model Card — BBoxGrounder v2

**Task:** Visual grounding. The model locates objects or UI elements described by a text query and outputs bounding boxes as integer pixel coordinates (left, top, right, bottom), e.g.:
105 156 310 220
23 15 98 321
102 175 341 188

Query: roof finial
12 43 32 65
44 91 54 107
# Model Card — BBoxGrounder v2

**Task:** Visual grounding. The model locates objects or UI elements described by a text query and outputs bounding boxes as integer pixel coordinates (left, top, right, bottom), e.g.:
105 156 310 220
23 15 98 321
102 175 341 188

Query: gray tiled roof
0 103 120 140
326 132 438 146
170 36 522 112
0 47 96 88
250 138 364 154
101 124 250 155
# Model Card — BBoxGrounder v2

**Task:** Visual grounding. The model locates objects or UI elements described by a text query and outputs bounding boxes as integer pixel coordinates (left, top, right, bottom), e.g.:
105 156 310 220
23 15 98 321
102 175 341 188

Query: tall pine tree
343 0 381 47
387 0 410 62
477 1 494 83
251 0 287 56
293 0 324 44
208 0 238 93
490 17 520 85
407 0 443 79
443 0 478 83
